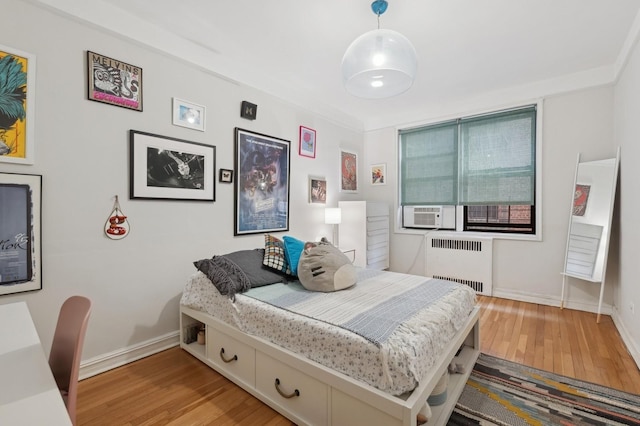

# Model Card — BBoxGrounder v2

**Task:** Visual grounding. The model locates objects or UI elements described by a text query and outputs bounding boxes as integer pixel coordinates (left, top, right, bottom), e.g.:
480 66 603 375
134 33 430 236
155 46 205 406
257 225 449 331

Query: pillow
193 256 251 300
297 240 357 292
263 234 292 275
222 249 285 287
282 236 305 276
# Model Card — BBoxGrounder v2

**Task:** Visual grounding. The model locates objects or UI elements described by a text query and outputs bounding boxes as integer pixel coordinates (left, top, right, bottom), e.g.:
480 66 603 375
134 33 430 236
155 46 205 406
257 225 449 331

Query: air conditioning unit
402 205 456 230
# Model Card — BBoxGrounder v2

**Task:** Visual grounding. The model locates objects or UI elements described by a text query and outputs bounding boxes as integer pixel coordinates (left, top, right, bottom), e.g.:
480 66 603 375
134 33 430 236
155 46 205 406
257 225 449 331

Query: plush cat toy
297 238 356 292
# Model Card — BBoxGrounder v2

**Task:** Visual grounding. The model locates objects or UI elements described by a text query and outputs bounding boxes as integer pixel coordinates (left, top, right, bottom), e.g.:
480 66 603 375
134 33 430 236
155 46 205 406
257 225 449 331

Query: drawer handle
219 347 238 363
274 378 300 399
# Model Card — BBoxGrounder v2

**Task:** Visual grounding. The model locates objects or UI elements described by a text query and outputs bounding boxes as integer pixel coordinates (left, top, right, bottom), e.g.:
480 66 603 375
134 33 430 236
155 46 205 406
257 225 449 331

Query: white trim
492 288 613 316
79 331 179 380
612 307 640 370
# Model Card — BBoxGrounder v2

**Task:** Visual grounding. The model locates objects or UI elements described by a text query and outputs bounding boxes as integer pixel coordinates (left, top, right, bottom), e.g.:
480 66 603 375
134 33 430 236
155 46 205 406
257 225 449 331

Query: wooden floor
77 296 640 425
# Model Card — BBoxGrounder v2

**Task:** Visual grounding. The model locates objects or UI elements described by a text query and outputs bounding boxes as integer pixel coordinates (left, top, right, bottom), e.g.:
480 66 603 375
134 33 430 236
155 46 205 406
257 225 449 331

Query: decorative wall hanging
87 51 143 111
340 148 358 193
0 45 36 165
240 101 257 120
104 195 129 239
219 169 233 183
172 98 205 131
370 163 386 185
299 126 316 158
234 128 290 235
129 130 215 201
573 184 590 216
309 176 326 204
0 172 42 296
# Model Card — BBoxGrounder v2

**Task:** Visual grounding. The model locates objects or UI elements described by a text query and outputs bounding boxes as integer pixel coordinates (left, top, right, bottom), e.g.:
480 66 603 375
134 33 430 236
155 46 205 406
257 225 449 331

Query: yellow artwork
0 47 31 163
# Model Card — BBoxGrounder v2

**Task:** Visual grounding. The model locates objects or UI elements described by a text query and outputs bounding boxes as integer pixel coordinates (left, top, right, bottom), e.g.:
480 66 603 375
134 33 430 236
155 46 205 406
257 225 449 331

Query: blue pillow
283 236 305 276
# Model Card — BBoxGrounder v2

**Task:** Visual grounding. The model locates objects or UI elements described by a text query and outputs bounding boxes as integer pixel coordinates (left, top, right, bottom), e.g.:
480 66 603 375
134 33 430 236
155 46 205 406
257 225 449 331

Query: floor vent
426 235 493 295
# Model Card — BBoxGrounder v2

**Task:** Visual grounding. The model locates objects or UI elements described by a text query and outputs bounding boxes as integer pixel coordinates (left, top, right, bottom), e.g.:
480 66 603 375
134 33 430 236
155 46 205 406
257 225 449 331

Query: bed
179 244 480 426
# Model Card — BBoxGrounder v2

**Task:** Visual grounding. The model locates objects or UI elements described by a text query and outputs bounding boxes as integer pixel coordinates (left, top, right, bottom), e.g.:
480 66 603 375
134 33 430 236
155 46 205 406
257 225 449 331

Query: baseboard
79 331 180 380
491 288 613 315
611 307 640 370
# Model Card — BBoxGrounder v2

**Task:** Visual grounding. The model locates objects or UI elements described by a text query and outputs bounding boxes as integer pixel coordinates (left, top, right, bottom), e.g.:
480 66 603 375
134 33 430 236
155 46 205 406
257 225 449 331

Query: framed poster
340 148 358 193
87 51 143 111
370 163 386 185
234 128 290 235
309 176 326 204
172 98 206 131
573 184 590 216
129 130 215 201
0 45 36 164
299 126 316 158
0 172 42 296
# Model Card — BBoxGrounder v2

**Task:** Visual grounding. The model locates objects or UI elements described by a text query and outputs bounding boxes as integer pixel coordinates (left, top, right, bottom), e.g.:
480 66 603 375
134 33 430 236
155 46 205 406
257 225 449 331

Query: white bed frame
180 304 480 426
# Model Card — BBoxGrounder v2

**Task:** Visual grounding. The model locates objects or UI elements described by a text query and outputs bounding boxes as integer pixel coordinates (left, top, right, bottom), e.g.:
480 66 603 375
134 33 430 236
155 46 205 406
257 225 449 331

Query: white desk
0 302 72 425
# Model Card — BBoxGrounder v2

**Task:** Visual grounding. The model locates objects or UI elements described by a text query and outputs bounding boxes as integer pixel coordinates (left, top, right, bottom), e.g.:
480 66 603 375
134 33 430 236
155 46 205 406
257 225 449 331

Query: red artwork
573 184 590 216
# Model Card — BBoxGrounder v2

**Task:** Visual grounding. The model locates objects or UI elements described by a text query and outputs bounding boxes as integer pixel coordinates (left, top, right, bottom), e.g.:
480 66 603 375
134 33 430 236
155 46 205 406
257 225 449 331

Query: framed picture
370 163 386 185
172 98 206 131
234 128 290 235
299 126 316 158
87 51 143 111
573 184 591 216
129 130 215 201
309 176 326 204
0 172 42 296
0 45 36 165
219 168 233 183
340 148 358 193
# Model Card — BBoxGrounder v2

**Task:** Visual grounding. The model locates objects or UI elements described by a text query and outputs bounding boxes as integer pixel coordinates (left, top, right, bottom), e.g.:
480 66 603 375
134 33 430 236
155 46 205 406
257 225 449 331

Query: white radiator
425 235 493 295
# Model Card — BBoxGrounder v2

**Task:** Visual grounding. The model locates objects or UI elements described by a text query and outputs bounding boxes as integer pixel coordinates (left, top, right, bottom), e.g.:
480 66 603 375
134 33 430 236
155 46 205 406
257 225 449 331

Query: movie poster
0 184 32 285
235 129 290 235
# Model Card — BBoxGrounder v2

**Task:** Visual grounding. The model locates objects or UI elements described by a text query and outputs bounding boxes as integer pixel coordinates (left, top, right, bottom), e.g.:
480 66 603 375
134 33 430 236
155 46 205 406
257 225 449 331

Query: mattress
180 268 476 396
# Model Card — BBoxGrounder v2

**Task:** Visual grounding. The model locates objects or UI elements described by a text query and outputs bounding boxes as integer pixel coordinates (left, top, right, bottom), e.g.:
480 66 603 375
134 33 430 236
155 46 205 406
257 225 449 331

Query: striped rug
449 353 640 425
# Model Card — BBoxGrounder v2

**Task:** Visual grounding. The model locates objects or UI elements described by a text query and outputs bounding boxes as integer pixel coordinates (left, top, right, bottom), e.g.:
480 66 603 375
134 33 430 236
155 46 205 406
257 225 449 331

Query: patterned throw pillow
263 234 292 275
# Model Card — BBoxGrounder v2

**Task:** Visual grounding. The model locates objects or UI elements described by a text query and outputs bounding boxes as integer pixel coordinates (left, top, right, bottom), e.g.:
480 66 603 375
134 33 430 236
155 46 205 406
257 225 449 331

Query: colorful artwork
87 51 142 111
573 184 590 216
371 163 386 185
340 149 358 192
309 176 326 204
299 126 316 158
0 46 35 164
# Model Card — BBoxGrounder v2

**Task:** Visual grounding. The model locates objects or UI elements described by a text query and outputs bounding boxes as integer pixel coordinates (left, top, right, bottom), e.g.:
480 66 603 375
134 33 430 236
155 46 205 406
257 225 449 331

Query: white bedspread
180 268 476 396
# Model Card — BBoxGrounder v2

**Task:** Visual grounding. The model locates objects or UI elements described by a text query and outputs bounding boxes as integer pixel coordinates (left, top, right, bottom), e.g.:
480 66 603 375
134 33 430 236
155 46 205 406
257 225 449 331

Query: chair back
49 296 91 425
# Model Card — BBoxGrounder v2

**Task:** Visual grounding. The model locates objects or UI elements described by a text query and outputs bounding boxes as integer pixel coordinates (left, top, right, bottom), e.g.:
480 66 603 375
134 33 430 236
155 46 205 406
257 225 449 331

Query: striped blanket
244 268 460 346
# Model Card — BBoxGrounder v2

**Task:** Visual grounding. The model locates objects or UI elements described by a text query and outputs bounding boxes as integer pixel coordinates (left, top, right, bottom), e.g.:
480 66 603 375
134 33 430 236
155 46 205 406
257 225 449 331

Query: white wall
0 1 362 372
613 33 640 365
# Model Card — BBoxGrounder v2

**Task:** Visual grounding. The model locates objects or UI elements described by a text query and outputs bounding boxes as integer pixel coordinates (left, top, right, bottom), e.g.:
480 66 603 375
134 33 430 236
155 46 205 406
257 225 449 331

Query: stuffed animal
297 239 356 292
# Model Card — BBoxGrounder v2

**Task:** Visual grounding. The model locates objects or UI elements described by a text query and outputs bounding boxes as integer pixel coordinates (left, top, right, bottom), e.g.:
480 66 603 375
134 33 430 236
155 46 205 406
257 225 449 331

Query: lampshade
325 208 342 225
341 1 417 99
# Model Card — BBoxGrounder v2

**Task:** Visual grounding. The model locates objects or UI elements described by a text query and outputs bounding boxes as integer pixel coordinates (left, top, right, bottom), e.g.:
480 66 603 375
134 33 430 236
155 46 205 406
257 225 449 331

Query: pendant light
342 0 418 99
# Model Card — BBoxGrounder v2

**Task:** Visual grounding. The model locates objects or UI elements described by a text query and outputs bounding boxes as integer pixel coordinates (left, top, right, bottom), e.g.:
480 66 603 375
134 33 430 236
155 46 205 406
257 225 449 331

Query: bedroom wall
613 33 640 365
0 1 363 373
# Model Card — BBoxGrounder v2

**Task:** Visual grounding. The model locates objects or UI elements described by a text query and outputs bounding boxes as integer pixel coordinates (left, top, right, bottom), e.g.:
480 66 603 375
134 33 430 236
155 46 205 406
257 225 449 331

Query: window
399 105 537 234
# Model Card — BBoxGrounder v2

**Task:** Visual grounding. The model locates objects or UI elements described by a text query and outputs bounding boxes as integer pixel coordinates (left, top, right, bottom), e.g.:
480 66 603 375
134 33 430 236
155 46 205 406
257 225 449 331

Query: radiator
425 235 493 295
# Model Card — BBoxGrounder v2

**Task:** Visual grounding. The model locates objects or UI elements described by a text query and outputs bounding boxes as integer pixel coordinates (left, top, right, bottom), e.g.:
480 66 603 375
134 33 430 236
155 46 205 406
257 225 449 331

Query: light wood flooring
76 296 640 425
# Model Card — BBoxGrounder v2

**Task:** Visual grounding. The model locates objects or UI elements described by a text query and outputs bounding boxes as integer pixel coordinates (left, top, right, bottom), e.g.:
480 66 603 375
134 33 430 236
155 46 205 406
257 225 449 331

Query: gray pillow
222 249 286 287
298 241 357 292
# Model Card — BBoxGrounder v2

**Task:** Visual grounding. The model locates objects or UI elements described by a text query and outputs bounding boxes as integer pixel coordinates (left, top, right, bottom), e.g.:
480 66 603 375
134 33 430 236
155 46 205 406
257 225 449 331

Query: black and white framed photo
234 127 290 235
219 168 233 183
0 172 42 296
172 98 206 131
129 130 215 201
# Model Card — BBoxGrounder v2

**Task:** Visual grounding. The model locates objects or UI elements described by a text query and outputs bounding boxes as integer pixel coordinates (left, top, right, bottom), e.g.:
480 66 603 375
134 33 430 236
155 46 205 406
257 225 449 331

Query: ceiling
37 0 640 130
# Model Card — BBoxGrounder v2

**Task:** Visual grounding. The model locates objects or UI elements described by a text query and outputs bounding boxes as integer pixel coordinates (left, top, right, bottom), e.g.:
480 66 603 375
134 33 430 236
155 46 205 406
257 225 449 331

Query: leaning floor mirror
561 147 620 323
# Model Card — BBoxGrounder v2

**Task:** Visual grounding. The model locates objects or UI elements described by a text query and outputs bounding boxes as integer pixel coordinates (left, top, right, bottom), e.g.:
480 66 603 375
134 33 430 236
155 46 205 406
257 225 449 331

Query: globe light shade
342 28 418 99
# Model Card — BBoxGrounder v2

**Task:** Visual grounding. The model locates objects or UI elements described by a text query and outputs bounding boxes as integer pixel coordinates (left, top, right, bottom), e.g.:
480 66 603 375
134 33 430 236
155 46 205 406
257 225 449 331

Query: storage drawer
207 328 255 387
366 217 389 231
366 202 389 217
255 352 328 425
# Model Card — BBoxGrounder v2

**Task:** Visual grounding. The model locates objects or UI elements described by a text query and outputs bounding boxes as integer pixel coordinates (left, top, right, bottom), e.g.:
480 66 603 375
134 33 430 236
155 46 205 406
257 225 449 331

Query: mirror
561 148 620 322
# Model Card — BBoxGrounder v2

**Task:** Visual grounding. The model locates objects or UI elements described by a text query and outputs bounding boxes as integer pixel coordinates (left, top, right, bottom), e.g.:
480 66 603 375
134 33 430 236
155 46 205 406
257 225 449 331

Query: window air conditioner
403 206 442 229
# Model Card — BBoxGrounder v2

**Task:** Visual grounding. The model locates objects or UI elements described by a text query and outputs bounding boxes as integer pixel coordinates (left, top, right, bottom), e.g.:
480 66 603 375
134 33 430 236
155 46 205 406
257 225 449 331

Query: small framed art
129 130 215 201
309 176 326 204
370 163 386 185
87 51 142 111
340 148 358 193
299 126 316 158
0 45 36 164
219 169 233 183
172 98 206 131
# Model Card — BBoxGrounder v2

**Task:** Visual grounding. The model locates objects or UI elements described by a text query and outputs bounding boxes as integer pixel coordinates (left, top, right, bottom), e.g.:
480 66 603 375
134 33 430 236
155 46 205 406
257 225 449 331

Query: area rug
448 353 640 425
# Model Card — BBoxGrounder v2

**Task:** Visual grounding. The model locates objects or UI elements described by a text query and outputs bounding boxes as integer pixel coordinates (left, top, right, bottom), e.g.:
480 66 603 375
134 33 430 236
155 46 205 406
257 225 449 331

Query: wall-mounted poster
340 149 358 193
87 51 143 111
573 184 591 216
0 45 36 164
0 172 42 296
309 176 326 204
370 163 386 185
235 128 290 235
